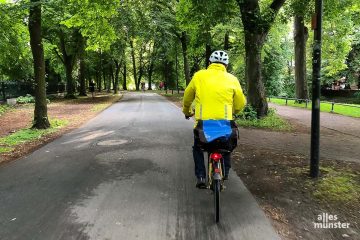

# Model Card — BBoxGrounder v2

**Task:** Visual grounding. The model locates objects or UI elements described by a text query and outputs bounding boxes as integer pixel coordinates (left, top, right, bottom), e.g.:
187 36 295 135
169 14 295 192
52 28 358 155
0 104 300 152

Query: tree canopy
1 0 360 116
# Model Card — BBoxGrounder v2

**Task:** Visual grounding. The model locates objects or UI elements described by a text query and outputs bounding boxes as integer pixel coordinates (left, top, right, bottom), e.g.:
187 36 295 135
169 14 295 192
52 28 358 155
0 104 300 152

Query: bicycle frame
207 151 226 222
207 152 225 188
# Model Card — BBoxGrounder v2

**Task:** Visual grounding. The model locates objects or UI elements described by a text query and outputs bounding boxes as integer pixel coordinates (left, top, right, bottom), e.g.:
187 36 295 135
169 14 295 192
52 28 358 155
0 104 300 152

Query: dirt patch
0 106 33 136
232 144 360 240
0 94 122 165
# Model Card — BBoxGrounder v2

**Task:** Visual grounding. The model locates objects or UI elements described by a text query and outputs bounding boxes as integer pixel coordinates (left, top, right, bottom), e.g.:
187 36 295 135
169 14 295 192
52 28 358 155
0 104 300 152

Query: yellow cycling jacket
182 63 246 121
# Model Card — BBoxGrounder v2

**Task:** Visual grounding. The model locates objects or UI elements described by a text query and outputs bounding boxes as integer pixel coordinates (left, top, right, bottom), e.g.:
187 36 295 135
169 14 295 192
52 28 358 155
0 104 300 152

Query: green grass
290 166 360 203
0 118 68 146
313 167 360 203
0 146 14 153
236 110 292 131
270 98 360 118
0 104 12 116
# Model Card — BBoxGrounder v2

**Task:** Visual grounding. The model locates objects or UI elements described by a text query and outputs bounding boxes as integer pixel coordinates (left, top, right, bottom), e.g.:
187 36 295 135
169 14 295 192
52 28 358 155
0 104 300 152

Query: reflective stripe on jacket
182 63 246 121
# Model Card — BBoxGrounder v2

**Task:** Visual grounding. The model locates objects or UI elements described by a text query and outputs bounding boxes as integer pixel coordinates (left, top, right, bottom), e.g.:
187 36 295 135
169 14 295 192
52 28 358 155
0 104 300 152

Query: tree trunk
180 31 191 86
107 65 112 93
78 59 87 96
224 32 233 71
29 0 50 129
205 44 212 68
129 40 138 90
102 66 107 92
191 61 200 77
58 32 76 98
111 65 115 90
224 32 230 50
164 61 169 90
97 71 101 92
64 59 76 98
1 82 5 100
148 61 154 90
78 36 87 96
136 46 144 91
122 63 127 90
237 0 285 117
114 60 120 94
244 33 268 118
294 15 309 101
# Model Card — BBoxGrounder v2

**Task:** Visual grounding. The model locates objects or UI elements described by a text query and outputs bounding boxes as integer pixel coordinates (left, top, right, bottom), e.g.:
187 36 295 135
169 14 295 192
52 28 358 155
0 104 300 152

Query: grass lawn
0 118 68 147
0 93 122 163
0 104 12 116
270 98 360 118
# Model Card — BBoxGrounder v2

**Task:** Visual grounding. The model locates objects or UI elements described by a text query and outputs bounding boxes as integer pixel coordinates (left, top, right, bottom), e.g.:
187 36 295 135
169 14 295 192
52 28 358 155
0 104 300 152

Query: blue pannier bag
193 120 238 152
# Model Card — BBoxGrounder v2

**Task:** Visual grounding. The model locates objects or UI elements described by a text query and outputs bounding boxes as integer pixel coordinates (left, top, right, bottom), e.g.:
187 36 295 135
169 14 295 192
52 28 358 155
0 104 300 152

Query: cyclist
183 50 246 189
141 81 146 92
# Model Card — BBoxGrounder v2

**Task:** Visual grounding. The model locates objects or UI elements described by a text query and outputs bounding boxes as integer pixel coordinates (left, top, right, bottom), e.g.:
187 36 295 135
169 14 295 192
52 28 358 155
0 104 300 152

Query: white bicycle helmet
209 50 229 65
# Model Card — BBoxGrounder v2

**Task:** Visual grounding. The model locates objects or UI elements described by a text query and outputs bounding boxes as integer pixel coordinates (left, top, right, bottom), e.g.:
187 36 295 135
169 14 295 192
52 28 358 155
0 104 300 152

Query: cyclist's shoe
196 177 206 189
223 174 229 181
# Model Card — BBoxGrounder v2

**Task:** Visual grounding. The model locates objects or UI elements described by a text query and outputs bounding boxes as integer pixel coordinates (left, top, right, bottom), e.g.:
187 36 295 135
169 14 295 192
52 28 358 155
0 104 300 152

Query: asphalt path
0 92 279 240
269 103 360 138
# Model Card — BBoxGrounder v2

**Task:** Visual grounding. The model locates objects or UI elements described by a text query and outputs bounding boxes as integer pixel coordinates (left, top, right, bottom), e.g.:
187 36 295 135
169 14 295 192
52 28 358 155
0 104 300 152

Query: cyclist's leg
192 136 206 178
223 152 231 177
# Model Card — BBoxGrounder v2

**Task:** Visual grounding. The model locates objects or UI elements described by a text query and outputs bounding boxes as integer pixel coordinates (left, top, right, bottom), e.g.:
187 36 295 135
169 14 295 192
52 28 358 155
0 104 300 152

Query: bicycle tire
214 179 220 223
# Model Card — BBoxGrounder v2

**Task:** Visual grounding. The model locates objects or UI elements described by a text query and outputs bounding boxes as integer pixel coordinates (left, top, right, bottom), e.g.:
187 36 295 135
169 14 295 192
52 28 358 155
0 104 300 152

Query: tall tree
180 31 191 85
28 0 50 129
78 34 87 96
294 15 309 100
237 0 286 118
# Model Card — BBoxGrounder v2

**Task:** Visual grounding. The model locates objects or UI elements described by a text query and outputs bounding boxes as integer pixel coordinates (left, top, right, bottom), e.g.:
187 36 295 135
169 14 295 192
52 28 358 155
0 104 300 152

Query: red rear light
210 153 222 162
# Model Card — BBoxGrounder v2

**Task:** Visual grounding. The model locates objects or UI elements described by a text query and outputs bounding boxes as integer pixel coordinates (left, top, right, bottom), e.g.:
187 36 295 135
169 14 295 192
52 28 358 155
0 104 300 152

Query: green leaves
62 0 121 51
0 1 32 80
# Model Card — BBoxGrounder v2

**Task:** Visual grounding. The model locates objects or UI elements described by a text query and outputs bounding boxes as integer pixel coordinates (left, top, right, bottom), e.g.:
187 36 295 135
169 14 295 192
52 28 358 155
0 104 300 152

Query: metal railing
164 89 183 95
268 96 360 113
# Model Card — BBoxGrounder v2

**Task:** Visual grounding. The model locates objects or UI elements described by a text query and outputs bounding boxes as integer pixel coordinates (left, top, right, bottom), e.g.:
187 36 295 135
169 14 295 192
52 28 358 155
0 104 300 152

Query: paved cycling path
269 103 360 138
0 92 279 240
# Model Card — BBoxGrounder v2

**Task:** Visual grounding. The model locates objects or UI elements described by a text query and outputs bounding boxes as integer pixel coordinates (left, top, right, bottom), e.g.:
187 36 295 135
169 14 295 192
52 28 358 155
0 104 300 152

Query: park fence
165 88 182 95
0 81 34 101
268 96 360 113
0 81 66 101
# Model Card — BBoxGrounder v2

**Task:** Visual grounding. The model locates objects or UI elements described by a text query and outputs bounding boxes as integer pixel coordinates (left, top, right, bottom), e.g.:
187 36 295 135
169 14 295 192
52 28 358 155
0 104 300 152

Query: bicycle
186 115 228 223
207 149 227 223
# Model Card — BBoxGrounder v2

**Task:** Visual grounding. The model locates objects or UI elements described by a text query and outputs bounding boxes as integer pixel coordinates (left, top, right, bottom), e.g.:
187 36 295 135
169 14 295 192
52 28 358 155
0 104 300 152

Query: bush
16 94 50 104
354 91 360 99
237 105 258 120
0 104 11 115
16 94 35 104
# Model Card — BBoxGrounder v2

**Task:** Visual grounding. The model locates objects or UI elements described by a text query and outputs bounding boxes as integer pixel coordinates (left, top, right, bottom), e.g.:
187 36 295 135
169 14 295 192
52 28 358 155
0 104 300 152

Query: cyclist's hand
185 113 194 120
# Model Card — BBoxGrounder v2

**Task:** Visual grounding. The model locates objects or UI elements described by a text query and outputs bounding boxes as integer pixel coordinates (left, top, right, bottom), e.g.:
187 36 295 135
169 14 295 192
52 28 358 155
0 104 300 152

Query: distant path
239 103 360 163
0 93 279 240
269 103 360 138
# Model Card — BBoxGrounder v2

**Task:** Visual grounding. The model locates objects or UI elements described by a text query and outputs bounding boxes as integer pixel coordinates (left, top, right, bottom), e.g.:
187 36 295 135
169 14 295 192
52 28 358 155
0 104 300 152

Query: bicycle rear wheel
214 179 220 223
